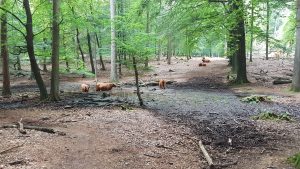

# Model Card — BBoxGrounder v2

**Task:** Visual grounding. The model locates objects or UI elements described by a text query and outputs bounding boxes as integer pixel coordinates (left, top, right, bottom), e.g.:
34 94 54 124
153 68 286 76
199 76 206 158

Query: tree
110 0 118 82
87 31 95 74
23 0 48 100
50 0 61 101
292 0 300 92
1 0 11 97
229 0 249 84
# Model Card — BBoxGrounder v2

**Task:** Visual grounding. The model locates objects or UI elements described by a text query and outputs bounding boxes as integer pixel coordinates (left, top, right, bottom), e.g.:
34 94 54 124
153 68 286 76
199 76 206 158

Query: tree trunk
110 0 118 82
87 31 95 74
167 36 171 64
144 5 150 68
1 0 11 97
233 0 249 84
249 0 254 62
266 0 270 60
50 0 61 101
16 55 21 70
23 0 48 100
76 28 85 63
292 0 300 91
132 56 144 106
157 40 161 61
95 33 105 70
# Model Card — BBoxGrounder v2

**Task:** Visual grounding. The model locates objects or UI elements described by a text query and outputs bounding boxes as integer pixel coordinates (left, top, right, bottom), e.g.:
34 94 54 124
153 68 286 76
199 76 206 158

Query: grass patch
252 111 292 121
241 95 272 103
288 153 300 169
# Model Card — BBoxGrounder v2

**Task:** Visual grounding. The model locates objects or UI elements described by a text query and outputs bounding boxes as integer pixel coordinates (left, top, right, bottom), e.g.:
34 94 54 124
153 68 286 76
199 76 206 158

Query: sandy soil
0 57 300 169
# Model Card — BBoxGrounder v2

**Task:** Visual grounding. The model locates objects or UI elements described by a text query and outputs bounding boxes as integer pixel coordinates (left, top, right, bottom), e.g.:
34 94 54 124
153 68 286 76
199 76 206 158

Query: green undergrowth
252 111 292 121
288 153 300 169
241 95 272 103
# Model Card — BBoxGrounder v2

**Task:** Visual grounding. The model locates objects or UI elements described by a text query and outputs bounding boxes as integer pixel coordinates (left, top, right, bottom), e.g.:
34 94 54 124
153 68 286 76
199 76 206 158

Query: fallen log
273 79 292 85
2 124 56 134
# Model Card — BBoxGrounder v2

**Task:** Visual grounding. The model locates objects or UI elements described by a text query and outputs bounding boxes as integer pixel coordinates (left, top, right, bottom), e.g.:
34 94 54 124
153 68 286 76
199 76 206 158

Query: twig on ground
199 140 214 168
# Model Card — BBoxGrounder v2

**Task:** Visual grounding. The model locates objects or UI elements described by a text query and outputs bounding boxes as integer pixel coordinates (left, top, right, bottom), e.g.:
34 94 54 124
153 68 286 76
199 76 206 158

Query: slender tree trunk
292 0 300 91
1 0 11 97
16 55 21 70
23 0 48 100
95 33 105 70
110 0 118 82
167 36 171 64
144 5 150 68
87 31 95 74
76 28 85 63
132 56 144 106
50 0 61 101
157 40 161 61
249 0 254 62
266 0 270 60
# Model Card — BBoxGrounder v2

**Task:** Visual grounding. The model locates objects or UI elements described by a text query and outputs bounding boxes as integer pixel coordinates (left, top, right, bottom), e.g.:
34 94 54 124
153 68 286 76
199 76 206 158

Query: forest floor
0 57 300 169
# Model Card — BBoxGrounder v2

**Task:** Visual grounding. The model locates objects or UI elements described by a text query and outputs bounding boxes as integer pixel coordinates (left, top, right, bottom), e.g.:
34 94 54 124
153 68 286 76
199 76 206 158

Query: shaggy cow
96 83 116 91
198 63 207 67
158 79 166 89
81 84 90 92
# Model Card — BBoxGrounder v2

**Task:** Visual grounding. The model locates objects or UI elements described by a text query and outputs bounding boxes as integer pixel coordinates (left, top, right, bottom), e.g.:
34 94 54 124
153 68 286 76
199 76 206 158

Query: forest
0 0 300 168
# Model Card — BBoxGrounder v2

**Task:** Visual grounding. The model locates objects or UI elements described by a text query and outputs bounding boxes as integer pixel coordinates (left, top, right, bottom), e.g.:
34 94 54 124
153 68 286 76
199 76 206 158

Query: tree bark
266 0 270 60
95 33 105 70
167 35 171 64
110 0 118 82
23 0 48 100
76 28 85 64
87 31 95 74
50 0 61 101
249 0 254 62
132 56 144 106
292 0 300 91
1 0 11 97
230 0 249 84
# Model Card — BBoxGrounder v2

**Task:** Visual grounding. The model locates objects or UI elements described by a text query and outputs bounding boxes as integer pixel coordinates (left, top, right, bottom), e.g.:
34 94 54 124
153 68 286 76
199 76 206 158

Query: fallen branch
2 124 56 134
199 140 214 168
0 143 24 155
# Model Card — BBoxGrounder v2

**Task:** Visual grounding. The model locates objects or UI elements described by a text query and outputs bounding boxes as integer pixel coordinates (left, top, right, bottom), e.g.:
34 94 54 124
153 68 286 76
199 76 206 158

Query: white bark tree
110 0 118 82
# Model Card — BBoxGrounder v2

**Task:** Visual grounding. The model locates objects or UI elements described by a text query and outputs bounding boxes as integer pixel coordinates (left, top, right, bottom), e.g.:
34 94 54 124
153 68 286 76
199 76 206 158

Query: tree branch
0 18 26 37
34 26 50 37
0 6 26 26
32 0 48 16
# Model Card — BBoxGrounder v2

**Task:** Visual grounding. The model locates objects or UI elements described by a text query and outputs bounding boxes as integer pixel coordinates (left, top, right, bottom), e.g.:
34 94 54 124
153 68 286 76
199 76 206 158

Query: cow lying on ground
96 83 116 91
199 63 207 67
159 79 166 89
81 84 90 92
202 57 211 63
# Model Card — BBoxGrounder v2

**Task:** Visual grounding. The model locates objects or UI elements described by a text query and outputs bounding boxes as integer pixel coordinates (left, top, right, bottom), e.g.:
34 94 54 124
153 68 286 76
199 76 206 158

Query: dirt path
1 57 300 169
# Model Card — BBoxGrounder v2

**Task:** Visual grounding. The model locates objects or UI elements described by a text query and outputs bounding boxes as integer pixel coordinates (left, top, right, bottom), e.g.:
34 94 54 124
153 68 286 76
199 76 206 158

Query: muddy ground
0 57 300 169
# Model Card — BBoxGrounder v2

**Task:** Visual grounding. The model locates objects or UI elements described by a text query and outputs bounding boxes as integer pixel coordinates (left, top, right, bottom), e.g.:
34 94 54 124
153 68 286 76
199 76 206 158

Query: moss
241 95 272 103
